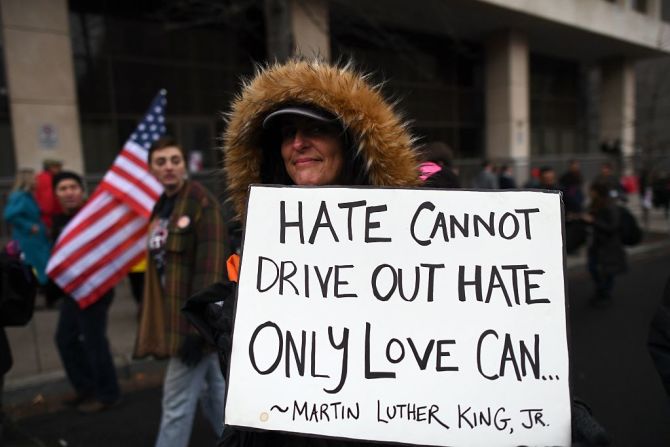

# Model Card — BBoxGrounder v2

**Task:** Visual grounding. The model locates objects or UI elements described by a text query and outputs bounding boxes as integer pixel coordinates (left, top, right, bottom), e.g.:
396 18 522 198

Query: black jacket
649 278 670 399
1 255 37 375
588 204 627 275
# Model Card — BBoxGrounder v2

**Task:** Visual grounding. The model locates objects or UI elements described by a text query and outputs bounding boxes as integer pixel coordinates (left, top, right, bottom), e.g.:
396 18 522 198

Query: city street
569 249 670 446
2 2 670 447
5 250 669 447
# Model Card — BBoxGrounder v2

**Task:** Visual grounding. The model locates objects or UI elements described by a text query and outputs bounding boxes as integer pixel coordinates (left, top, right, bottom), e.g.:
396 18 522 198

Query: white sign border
223 184 573 446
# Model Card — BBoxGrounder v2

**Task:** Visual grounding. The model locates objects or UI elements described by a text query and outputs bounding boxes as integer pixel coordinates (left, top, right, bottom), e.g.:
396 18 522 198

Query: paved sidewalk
3 277 166 412
4 193 669 410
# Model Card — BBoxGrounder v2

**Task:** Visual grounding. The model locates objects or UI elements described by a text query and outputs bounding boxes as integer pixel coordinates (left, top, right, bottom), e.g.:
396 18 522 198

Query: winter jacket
3 191 51 284
649 277 670 399
134 180 228 359
588 203 627 275
34 170 61 229
1 254 37 375
184 58 419 447
223 58 419 222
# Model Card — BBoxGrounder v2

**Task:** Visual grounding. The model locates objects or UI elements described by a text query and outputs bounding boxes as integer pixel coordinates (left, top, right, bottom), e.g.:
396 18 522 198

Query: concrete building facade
0 0 669 182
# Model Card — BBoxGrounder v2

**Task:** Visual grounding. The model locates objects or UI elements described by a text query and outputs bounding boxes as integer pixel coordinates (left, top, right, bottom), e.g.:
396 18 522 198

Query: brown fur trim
223 59 420 221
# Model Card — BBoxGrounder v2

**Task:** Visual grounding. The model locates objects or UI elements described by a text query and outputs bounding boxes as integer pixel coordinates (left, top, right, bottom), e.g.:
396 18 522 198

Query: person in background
498 164 516 189
559 159 584 216
648 277 670 401
593 161 625 201
652 169 670 220
471 160 498 189
134 137 228 447
51 171 121 413
638 166 653 229
560 161 587 255
524 166 541 188
538 166 559 191
0 243 38 446
581 182 627 305
34 159 63 230
419 141 460 188
3 168 51 286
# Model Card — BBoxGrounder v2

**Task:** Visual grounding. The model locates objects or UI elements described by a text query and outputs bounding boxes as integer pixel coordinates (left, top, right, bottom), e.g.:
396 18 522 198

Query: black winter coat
1 255 37 375
588 204 627 275
649 278 670 399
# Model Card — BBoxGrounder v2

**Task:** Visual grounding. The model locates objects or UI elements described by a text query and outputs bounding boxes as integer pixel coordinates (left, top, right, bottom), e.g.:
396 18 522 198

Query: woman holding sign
183 58 420 446
184 57 612 447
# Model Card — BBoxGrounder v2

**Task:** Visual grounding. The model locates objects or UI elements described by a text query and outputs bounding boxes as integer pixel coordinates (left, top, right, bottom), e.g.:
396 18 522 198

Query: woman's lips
294 157 320 166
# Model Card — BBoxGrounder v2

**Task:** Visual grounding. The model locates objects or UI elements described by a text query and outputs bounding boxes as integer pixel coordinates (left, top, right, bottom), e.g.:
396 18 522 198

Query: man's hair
42 159 62 170
148 136 185 164
540 166 554 176
52 171 84 190
421 141 454 167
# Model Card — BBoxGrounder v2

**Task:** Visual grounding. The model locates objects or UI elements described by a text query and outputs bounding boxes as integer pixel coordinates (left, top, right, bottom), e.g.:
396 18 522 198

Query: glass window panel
81 120 118 174
0 122 15 177
179 120 216 170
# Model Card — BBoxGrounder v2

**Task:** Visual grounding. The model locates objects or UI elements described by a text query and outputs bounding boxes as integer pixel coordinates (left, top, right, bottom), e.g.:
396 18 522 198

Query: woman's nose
291 130 307 149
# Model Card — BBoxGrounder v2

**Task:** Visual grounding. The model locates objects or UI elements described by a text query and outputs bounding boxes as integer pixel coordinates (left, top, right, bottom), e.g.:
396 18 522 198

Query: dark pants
55 292 120 403
587 253 614 299
128 272 144 304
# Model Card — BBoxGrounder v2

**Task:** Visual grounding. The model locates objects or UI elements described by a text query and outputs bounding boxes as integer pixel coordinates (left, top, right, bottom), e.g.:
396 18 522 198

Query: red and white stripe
46 140 163 308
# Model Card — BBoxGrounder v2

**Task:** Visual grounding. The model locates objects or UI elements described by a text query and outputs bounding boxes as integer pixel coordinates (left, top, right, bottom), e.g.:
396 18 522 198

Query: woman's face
279 117 344 186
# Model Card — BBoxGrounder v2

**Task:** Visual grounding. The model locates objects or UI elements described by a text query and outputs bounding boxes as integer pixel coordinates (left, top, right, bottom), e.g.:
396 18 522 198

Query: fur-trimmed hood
223 58 420 221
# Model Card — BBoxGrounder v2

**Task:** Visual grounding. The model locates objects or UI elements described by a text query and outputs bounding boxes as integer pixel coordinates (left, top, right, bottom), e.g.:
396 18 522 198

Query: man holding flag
46 90 168 412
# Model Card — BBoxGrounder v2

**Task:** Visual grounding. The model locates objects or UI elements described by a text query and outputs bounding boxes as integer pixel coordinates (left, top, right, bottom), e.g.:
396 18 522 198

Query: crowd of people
0 57 667 446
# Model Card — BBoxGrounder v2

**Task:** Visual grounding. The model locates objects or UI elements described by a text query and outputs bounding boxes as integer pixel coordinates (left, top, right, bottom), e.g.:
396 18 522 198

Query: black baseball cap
52 171 84 190
262 105 338 129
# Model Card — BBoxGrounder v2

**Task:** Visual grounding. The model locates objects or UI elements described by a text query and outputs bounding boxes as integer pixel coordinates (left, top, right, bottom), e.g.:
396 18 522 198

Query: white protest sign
226 186 571 447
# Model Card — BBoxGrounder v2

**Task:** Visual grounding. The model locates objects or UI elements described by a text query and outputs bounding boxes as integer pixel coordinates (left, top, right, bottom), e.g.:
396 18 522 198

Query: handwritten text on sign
226 186 571 447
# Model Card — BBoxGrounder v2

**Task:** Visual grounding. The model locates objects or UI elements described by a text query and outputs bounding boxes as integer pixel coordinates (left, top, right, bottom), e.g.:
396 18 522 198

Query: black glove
182 280 238 371
178 334 205 367
571 398 610 446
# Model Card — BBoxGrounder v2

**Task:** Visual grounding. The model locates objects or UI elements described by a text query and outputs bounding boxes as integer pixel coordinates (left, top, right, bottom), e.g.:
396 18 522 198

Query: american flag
46 90 167 308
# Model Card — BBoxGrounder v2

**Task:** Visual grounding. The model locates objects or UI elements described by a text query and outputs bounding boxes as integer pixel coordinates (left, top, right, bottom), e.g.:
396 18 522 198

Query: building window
68 1 266 174
0 38 14 178
530 54 584 156
632 0 648 14
331 15 485 159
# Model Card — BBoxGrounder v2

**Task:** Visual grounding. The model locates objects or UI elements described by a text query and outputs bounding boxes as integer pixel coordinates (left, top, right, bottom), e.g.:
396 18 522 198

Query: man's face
540 170 556 187
150 146 186 194
601 165 612 177
48 163 62 175
279 117 344 186
55 179 84 213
